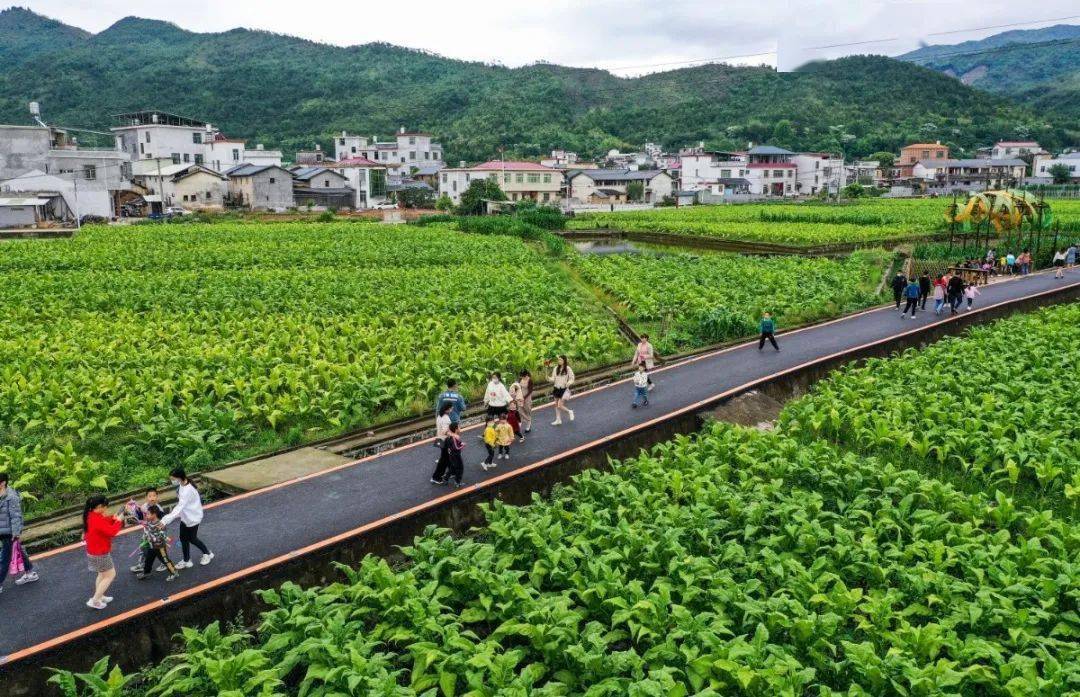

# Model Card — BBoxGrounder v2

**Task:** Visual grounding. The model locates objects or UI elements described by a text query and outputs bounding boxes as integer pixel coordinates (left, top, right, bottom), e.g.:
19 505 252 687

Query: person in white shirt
161 468 213 568
548 355 576 425
483 372 512 420
631 364 649 409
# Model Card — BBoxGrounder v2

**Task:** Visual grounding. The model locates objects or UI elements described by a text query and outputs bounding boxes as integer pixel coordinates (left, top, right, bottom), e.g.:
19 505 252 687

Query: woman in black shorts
548 355 576 426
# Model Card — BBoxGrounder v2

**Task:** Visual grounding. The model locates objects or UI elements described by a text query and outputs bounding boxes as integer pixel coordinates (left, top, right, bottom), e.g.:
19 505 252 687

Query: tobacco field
571 248 890 351
94 423 1080 696
0 224 627 515
780 302 1080 509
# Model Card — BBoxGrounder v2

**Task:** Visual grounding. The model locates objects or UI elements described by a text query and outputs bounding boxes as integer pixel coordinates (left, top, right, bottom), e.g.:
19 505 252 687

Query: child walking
963 282 980 310
631 364 649 408
137 505 179 581
494 414 514 461
506 402 524 443
481 419 498 470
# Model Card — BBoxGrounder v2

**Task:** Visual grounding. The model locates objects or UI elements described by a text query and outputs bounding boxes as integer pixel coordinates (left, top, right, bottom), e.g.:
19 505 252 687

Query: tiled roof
224 164 288 177
747 145 794 155
567 169 667 182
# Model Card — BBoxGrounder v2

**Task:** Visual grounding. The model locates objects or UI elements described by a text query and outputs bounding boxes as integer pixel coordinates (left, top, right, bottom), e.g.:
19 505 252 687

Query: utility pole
72 170 81 232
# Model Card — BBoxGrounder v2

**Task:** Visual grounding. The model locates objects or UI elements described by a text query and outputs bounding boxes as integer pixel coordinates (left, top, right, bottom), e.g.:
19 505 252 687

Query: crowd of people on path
892 269 983 319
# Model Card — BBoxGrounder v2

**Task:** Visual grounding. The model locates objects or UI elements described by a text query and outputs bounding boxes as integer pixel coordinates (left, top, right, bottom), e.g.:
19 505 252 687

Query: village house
912 158 1027 192
335 128 443 169
324 156 389 208
792 152 846 195
439 161 563 205
224 164 295 210
1032 151 1080 182
990 140 1047 160
566 169 673 204
678 145 748 191
290 166 355 209
895 141 950 180
745 145 798 197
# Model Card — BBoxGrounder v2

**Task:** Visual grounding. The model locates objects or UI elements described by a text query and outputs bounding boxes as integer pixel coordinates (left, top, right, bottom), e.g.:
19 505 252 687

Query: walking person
1053 249 1067 278
900 276 921 319
631 364 650 409
0 472 38 595
890 271 907 310
480 419 498 470
494 414 514 461
508 375 526 442
963 282 980 310
431 422 465 486
946 271 966 315
758 312 779 351
433 403 453 458
1067 244 1077 270
515 369 534 434
632 334 657 390
918 272 931 311
435 379 467 425
483 372 512 421
548 355 576 426
161 469 212 569
1005 252 1016 275
1019 250 1032 276
932 275 946 315
136 505 179 582
82 495 123 610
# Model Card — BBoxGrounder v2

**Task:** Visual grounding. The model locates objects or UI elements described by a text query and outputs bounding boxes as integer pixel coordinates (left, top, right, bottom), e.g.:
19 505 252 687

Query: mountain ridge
0 8 1074 160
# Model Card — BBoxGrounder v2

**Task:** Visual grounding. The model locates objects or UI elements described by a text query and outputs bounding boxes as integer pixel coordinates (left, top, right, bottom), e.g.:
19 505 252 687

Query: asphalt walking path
3 267 1078 663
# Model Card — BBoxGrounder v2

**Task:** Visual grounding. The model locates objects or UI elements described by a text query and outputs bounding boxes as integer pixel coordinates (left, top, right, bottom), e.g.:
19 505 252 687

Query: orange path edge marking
7 273 1077 666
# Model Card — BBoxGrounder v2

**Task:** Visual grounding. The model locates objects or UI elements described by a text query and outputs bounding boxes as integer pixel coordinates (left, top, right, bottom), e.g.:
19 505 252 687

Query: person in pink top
632 334 657 391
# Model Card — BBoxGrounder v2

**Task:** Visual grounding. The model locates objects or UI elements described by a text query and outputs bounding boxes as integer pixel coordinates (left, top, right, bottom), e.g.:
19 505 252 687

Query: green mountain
0 6 89 63
0 8 1073 161
899 24 1080 127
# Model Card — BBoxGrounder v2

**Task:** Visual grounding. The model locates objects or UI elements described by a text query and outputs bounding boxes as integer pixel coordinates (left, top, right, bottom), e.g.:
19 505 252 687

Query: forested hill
0 7 1073 161
899 24 1080 123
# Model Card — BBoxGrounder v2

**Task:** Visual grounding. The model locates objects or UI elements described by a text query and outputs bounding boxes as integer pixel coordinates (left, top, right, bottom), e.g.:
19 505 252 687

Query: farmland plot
0 224 627 515
780 302 1080 508
106 423 1080 695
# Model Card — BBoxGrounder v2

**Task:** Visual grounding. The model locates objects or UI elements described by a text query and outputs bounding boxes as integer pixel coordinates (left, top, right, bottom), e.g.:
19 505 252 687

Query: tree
457 178 507 216
1048 163 1071 185
626 181 644 202
870 151 895 171
841 182 866 198
434 194 454 211
397 187 435 209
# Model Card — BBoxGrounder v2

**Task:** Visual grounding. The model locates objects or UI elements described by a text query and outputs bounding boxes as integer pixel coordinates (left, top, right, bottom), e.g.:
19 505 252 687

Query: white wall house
1033 152 1080 182
792 153 846 195
170 166 229 210
567 169 673 204
334 128 443 169
111 110 212 166
245 144 283 168
912 158 1027 191
744 145 798 197
204 136 246 173
990 140 1047 160
325 157 389 208
678 147 749 191
439 161 563 205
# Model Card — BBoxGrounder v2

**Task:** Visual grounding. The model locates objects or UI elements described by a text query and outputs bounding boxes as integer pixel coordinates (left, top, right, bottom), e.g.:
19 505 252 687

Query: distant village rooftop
111 110 209 129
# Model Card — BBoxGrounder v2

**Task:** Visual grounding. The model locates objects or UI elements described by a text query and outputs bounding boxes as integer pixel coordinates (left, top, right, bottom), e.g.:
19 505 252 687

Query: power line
926 15 1080 37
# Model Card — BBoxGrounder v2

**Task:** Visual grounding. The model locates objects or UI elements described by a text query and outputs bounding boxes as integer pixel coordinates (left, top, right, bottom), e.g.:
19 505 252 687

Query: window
543 174 551 183
542 193 550 202
205 191 212 199
193 132 202 144
324 180 331 187
489 173 497 180
351 146 356 153
269 177 276 184
409 136 416 145
139 143 145 155
145 132 151 143
504 174 511 183
433 152 440 160
83 164 96 180
194 154 204 165
232 149 239 161
183 153 190 163
424 152 430 160
339 138 345 145
171 153 181 164
409 151 416 160
452 181 457 192
720 169 731 178
936 150 944 158
921 150 929 158
527 173 540 183
400 157 405 163
515 173 524 183
441 173 447 183
773 170 782 177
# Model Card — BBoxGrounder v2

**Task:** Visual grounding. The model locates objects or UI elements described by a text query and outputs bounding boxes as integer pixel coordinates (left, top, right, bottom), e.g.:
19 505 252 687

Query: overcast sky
14 0 1080 75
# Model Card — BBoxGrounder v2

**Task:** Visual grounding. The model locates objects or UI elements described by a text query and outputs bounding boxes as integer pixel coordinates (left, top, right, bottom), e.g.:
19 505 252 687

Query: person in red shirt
82 495 124 610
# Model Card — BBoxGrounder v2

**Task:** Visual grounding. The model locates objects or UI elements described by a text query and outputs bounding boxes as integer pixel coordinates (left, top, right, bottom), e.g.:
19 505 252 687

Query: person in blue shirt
435 379 467 424
900 277 921 319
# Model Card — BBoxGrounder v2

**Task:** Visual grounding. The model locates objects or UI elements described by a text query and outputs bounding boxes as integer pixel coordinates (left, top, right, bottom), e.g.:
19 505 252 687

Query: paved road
3 268 1078 662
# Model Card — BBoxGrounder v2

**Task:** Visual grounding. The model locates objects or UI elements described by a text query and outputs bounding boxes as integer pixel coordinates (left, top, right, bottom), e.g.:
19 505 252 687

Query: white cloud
13 0 1080 75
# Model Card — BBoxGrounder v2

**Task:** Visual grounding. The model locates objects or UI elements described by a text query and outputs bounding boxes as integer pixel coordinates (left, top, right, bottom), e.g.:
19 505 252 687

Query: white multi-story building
324 156 389 208
111 110 213 166
244 144 284 169
1033 152 1080 182
792 152 846 195
439 161 563 205
334 127 443 169
204 135 246 173
990 140 1048 160
679 146 749 191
